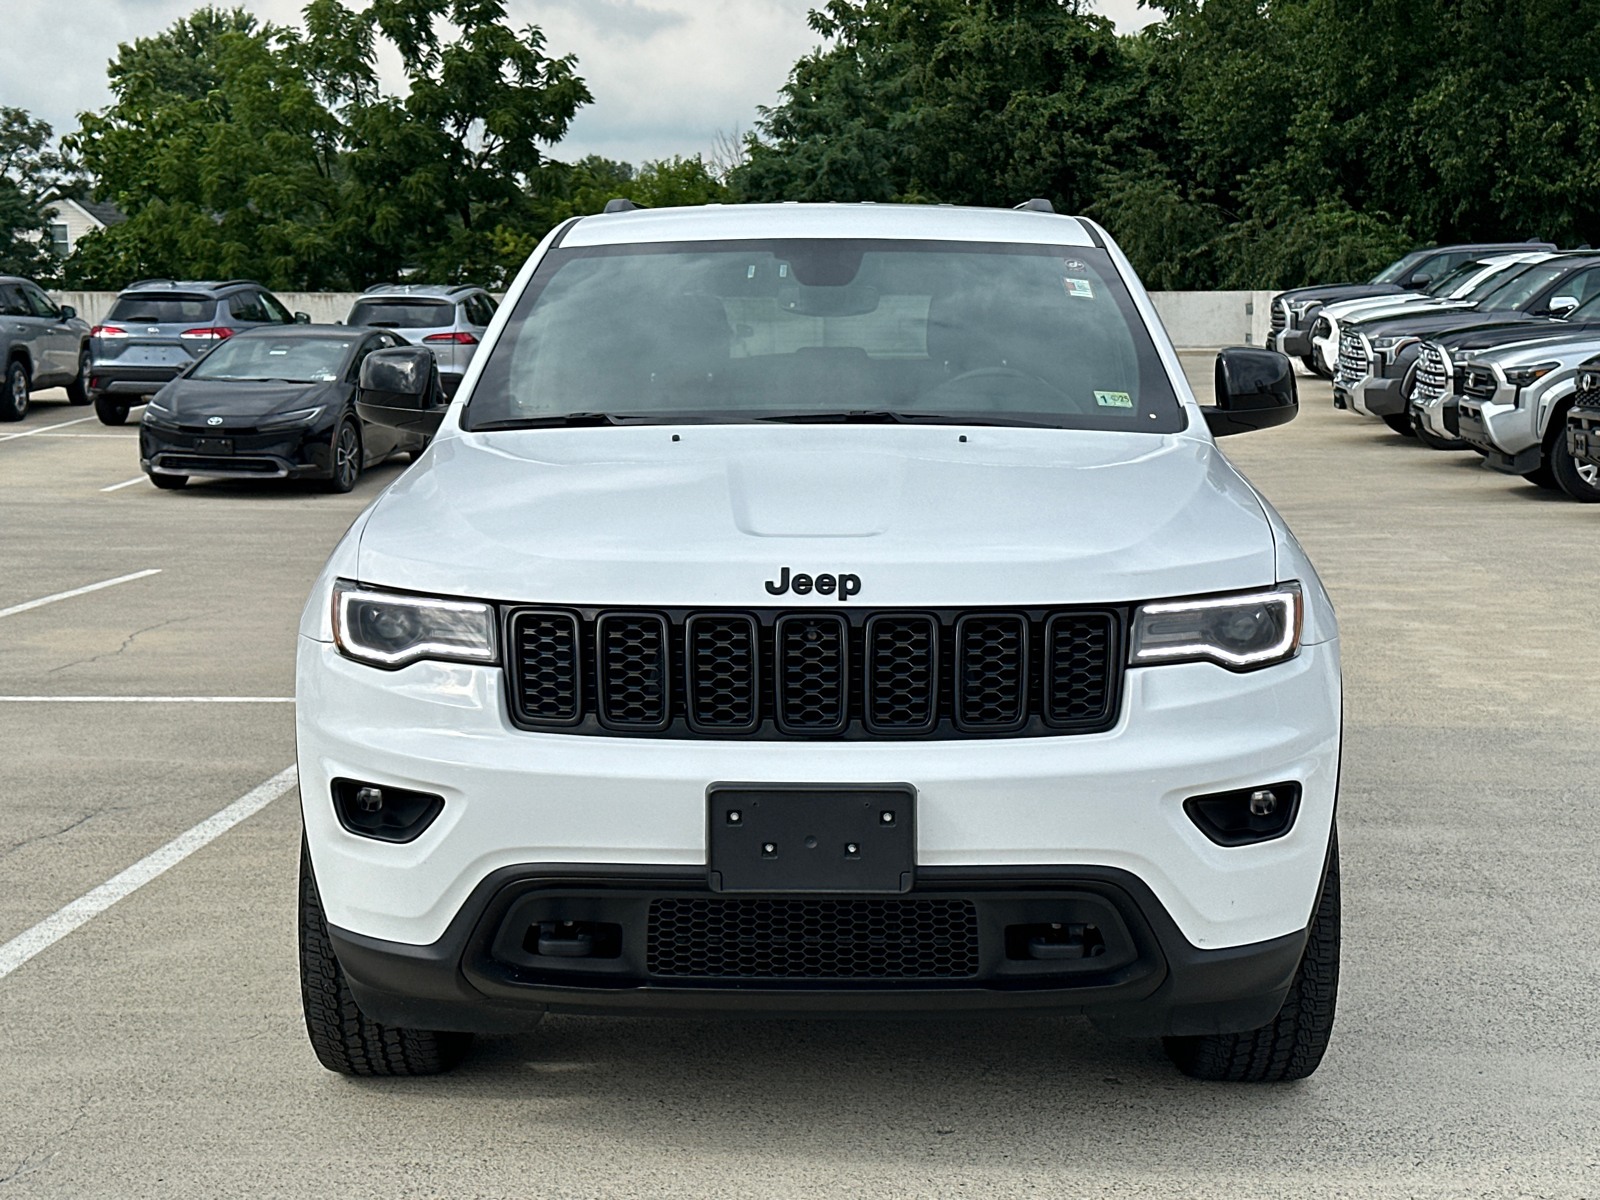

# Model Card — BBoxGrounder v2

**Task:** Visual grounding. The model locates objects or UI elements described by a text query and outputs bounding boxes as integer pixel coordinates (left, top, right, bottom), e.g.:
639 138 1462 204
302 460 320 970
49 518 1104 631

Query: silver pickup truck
1 275 91 420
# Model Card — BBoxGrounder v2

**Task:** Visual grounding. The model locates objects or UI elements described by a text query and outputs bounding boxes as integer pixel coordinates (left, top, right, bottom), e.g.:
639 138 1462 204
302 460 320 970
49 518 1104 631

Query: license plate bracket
707 784 915 894
195 438 233 454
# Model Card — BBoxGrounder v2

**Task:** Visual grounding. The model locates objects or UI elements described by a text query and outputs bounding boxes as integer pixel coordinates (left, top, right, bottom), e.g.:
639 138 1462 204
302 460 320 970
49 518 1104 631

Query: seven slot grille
506 607 1122 738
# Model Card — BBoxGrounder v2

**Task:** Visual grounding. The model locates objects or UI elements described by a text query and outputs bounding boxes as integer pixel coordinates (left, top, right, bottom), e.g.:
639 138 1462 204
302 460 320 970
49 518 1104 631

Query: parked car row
1274 246 1600 501
0 272 498 492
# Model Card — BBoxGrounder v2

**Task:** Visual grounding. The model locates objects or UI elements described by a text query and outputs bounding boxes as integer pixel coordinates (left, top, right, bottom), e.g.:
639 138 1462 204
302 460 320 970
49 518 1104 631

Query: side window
258 291 293 324
23 285 59 319
470 294 495 326
348 336 382 381
0 285 29 317
228 292 269 323
1560 268 1600 307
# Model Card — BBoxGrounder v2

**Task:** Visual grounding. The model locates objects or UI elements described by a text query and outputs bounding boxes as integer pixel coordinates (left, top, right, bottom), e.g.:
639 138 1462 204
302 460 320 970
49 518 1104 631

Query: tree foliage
0 109 81 283
735 0 1600 288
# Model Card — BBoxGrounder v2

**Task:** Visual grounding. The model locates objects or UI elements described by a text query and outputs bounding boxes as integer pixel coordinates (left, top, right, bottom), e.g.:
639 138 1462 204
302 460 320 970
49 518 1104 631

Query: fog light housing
332 778 444 843
1184 782 1301 846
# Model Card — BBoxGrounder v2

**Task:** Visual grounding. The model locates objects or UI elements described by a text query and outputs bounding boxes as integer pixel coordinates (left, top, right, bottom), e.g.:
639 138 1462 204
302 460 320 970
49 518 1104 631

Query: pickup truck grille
1271 299 1288 334
1462 367 1499 400
505 606 1123 740
1335 331 1369 387
1413 343 1451 403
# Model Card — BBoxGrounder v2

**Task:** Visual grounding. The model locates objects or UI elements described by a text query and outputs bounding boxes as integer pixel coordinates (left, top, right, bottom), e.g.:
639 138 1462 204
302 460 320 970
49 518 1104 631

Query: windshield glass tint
466 240 1184 433
348 300 453 329
188 336 352 382
108 295 214 323
1462 261 1538 303
1425 262 1482 297
1371 251 1427 284
1478 261 1572 311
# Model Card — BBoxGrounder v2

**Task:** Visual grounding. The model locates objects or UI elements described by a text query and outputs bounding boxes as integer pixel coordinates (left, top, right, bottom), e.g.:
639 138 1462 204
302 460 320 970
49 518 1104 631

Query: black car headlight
259 406 325 430
1130 583 1303 671
1501 362 1559 389
332 582 497 669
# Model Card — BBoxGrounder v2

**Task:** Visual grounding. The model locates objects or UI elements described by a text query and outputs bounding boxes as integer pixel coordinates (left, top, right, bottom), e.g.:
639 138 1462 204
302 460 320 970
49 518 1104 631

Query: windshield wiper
755 410 1068 429
472 412 648 430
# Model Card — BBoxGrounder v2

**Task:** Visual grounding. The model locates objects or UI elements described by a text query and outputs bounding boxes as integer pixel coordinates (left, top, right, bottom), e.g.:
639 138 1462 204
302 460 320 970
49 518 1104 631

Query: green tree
0 109 80 284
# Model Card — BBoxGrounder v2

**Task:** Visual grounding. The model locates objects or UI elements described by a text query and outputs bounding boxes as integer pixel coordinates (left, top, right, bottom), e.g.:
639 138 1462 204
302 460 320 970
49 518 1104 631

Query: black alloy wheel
1 359 29 421
93 396 129 426
66 347 92 405
323 419 361 493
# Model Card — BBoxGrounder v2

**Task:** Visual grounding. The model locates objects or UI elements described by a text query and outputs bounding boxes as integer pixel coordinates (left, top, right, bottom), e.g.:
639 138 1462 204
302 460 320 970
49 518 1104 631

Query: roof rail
124 279 176 290
1014 198 1055 213
216 279 261 289
603 197 640 214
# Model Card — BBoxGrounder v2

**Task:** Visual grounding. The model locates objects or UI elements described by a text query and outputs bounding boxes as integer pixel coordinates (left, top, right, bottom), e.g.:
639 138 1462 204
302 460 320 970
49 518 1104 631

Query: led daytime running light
1131 584 1303 670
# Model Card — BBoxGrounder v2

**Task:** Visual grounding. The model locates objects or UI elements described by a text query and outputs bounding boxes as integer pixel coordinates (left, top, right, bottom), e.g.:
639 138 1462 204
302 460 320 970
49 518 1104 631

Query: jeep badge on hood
764 567 861 599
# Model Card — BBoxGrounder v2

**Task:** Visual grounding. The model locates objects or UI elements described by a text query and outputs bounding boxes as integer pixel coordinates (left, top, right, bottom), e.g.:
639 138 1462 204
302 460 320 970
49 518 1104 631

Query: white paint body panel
296 203 1343 959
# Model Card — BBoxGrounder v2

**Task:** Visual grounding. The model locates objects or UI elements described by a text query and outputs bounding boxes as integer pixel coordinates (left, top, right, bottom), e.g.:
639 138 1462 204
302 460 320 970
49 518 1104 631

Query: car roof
358 284 478 298
118 279 263 296
562 202 1098 248
229 324 367 340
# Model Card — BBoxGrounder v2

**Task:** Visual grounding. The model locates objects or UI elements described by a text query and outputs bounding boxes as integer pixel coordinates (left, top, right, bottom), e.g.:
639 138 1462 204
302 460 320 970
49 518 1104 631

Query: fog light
332 778 444 843
1184 782 1301 846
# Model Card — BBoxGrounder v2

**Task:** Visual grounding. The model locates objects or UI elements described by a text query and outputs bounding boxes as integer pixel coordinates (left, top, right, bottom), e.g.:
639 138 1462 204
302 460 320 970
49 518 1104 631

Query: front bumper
91 364 188 397
324 860 1317 1036
1280 329 1313 358
140 422 338 481
296 635 1342 955
1457 390 1540 471
1567 405 1600 467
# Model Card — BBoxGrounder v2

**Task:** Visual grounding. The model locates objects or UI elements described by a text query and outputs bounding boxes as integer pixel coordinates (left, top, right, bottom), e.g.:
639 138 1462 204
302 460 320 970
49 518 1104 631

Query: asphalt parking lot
2 362 1597 1199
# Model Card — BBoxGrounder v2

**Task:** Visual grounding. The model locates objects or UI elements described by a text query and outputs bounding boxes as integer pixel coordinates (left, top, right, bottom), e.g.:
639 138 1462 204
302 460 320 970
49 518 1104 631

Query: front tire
66 347 92 405
299 837 472 1076
1381 413 1417 437
321 419 361 493
1163 833 1340 1082
1550 438 1600 501
148 472 187 490
1 359 29 421
94 395 130 426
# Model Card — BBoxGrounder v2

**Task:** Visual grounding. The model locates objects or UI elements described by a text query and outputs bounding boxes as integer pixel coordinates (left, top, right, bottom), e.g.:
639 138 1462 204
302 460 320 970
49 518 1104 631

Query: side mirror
356 346 448 437
1204 347 1298 437
1548 296 1578 317
59 304 77 321
294 311 312 324
1408 273 1432 287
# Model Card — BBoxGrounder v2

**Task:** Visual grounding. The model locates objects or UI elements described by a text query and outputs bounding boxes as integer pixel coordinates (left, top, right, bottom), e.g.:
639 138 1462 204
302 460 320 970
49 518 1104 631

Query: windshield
348 299 454 329
1477 261 1573 311
1461 261 1539 303
1371 251 1428 284
187 336 353 382
1423 262 1482 297
466 240 1185 433
108 294 214 323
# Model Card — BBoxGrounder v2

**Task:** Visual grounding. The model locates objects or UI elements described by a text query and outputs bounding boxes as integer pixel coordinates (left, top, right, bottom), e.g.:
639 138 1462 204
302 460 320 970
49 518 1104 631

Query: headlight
332 581 497 669
259 406 324 429
1501 362 1559 388
1130 583 1303 671
1369 335 1417 353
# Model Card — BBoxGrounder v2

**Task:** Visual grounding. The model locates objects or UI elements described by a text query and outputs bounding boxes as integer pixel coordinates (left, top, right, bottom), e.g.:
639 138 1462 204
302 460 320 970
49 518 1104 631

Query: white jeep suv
295 202 1342 1082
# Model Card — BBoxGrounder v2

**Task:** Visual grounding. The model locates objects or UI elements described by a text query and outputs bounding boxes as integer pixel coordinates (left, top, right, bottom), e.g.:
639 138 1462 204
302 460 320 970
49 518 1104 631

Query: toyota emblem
207 416 223 426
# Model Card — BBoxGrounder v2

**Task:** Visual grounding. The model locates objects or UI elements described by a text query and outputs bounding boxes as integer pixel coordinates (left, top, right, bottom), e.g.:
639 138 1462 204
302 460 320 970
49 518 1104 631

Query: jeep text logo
764 567 861 601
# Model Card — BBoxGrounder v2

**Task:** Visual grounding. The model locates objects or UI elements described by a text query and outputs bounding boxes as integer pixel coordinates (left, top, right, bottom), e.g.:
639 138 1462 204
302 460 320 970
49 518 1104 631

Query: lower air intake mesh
645 897 980 979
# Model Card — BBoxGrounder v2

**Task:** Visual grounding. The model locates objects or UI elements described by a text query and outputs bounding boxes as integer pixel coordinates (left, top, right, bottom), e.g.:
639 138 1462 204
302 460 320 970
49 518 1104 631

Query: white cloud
6 0 1157 167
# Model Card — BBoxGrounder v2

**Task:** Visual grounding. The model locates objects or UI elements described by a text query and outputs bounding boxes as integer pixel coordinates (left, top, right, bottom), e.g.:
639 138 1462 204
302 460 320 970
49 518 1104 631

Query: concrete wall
49 289 1276 349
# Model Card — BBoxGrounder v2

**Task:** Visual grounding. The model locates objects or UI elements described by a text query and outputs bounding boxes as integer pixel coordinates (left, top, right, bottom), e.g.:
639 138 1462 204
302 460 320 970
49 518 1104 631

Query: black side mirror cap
357 346 448 436
59 304 77 321
1203 346 1298 437
294 311 311 324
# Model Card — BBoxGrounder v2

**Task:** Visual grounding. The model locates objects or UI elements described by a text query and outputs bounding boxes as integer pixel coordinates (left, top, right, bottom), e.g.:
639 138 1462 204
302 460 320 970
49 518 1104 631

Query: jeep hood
355 425 1277 606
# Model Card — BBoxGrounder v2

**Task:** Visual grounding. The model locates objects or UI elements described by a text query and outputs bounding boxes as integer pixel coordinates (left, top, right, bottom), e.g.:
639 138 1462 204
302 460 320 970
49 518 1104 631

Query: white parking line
0 766 298 981
0 569 161 619
0 696 293 703
0 415 95 443
101 476 148 492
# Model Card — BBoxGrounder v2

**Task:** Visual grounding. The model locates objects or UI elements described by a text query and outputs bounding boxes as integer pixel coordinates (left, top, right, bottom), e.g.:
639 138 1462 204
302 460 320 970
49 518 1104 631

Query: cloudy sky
4 0 1157 167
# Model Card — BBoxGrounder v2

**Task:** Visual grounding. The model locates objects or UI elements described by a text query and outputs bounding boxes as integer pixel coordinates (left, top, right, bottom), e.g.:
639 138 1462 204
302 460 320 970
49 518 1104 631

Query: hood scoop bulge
727 451 906 537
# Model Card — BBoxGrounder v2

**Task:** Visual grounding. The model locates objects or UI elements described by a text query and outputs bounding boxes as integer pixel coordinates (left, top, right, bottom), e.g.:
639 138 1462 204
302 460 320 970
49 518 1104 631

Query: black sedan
138 326 427 491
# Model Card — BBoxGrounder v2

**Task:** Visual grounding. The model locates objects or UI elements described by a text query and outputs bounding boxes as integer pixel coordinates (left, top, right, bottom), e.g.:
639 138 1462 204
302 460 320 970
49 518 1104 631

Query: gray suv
89 279 308 425
345 284 496 396
1 276 92 421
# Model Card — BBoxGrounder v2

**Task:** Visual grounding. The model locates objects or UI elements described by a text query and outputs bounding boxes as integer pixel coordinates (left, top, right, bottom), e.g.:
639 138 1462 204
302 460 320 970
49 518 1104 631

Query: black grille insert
1044 613 1116 727
646 896 980 979
955 614 1028 730
596 613 669 730
686 614 759 732
509 610 581 726
864 614 938 733
775 614 848 734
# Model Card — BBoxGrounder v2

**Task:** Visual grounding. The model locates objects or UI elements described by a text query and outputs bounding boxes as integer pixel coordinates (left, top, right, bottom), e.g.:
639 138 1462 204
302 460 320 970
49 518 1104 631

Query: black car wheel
323 420 361 493
94 396 130 426
66 347 92 405
148 472 188 490
1 359 29 421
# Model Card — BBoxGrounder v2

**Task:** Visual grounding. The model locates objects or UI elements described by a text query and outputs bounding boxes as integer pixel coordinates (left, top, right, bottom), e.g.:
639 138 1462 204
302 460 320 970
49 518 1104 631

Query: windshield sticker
1065 278 1094 299
1064 260 1086 271
1094 390 1133 408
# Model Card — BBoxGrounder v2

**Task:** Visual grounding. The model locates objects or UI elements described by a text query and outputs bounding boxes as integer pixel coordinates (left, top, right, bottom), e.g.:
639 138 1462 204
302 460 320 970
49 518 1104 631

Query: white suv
296 202 1342 1082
